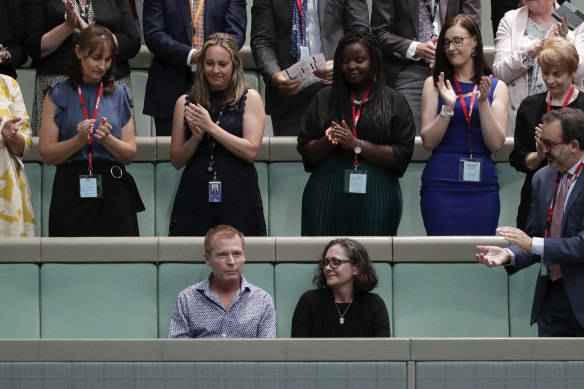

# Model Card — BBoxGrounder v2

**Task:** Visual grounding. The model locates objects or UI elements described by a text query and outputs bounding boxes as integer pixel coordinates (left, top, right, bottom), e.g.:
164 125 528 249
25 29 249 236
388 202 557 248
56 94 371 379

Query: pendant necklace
335 301 352 325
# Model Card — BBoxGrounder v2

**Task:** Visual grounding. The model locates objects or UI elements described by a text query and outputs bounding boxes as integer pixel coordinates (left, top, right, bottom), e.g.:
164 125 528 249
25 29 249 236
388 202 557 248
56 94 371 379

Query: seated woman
291 238 390 337
493 0 584 136
0 75 36 236
420 14 508 236
297 28 415 236
169 33 266 236
510 37 584 229
39 25 144 237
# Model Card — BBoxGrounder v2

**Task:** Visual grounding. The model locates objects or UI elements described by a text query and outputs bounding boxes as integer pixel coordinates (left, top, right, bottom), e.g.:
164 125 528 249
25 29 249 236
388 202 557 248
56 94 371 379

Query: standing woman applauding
420 14 509 236
39 25 144 237
297 28 415 236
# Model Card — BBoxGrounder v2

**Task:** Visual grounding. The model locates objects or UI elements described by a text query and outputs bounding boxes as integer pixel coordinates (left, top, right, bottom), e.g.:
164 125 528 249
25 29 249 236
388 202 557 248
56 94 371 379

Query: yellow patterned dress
0 75 35 236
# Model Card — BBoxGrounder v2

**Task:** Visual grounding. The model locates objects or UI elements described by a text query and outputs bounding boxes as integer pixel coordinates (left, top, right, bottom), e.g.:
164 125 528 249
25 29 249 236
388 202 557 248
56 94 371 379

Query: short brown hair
204 225 245 255
538 37 579 75
313 238 378 293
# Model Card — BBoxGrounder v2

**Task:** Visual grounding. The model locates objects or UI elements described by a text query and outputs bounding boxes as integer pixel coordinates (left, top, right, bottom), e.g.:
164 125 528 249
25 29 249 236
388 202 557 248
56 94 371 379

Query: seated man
169 225 276 338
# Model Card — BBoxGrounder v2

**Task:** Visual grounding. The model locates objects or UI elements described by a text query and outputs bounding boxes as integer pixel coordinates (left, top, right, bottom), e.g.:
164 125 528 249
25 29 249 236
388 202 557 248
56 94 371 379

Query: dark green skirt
301 154 402 236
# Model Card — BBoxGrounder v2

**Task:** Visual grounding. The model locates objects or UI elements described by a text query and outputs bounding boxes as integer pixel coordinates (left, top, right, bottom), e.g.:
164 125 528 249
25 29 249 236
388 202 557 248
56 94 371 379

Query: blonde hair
538 37 579 74
189 33 245 109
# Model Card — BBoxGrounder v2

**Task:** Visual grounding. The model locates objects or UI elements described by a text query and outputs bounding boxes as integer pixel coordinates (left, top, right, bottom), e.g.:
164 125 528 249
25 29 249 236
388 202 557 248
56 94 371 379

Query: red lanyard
295 0 305 40
351 85 372 166
453 76 478 157
77 83 103 172
546 85 575 113
544 159 584 237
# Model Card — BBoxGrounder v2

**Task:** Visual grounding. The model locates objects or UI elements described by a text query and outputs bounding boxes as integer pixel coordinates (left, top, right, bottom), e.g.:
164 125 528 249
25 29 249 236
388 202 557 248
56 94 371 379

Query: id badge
299 45 309 60
459 158 482 182
79 175 103 198
209 181 222 203
344 170 367 194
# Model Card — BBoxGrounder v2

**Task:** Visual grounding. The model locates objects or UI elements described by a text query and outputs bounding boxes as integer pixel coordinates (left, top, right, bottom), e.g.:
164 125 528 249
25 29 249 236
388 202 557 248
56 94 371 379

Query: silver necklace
334 301 352 325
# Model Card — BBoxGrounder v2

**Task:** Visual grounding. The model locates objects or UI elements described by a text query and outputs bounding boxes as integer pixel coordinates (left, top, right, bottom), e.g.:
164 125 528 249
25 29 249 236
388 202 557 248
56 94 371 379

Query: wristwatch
354 139 362 155
439 105 454 118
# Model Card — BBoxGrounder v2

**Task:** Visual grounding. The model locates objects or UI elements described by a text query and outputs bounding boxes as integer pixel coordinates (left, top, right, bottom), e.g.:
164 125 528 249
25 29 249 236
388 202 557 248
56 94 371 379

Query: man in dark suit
250 0 368 136
0 0 28 79
143 0 246 136
477 108 584 337
371 0 480 134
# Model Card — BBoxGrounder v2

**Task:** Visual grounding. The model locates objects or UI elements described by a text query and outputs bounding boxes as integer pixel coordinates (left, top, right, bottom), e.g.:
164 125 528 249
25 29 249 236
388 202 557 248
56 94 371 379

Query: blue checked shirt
168 275 276 338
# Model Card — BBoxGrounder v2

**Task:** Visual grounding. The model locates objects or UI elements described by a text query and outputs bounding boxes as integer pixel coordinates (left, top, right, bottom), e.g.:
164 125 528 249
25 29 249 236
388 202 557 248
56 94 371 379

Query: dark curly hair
324 27 392 132
432 14 492 86
68 25 118 95
313 238 378 293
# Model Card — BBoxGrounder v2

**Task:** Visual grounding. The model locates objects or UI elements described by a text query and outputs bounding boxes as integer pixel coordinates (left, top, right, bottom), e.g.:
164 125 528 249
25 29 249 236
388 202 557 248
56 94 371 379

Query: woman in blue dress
420 14 509 235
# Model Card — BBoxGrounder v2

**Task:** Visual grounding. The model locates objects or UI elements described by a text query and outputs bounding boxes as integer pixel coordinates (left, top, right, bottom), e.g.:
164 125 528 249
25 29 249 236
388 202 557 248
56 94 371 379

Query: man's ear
204 254 211 266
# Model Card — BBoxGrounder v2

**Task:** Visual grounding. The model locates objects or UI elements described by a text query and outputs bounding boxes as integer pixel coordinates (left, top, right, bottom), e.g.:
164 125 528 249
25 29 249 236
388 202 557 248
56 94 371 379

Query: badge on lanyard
343 86 372 194
79 175 103 198
209 181 222 202
453 76 482 182
77 82 103 198
344 170 368 194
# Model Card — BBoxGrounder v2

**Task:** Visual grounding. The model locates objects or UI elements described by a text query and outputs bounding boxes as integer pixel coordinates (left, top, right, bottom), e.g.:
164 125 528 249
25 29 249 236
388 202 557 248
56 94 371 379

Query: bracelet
439 104 454 118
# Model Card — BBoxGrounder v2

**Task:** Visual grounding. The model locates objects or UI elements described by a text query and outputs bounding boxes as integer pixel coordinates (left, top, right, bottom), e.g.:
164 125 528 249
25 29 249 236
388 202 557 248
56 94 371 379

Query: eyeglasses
540 137 564 151
320 258 354 269
443 36 472 49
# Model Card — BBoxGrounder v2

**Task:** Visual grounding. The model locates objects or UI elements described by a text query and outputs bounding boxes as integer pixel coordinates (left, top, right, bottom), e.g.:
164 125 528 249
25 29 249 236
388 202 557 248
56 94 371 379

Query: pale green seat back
41 165 56 236
508 264 539 337
154 162 183 236
397 163 426 236
393 263 509 337
126 162 155 236
15 69 35 116
40 263 158 338
130 70 153 136
158 263 275 338
0 264 39 338
23 162 42 237
495 163 524 228
268 162 310 236
255 162 269 232
274 263 392 337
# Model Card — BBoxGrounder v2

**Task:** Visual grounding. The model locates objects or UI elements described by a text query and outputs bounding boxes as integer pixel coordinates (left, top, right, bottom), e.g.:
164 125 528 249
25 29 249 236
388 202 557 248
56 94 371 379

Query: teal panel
397 162 426 236
0 362 407 388
154 162 183 236
130 70 152 136
0 264 39 338
41 165 56 237
268 162 310 236
158 263 275 338
417 361 584 389
244 71 259 91
274 262 392 337
41 263 158 338
509 264 540 337
14 69 35 116
495 163 524 228
274 263 315 337
393 263 509 337
23 162 42 237
126 163 155 236
254 162 269 233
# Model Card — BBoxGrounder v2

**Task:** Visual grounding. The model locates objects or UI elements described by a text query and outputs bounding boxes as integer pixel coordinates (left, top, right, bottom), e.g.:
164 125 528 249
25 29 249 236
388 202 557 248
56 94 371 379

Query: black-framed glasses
540 137 564 151
444 36 472 49
320 258 354 269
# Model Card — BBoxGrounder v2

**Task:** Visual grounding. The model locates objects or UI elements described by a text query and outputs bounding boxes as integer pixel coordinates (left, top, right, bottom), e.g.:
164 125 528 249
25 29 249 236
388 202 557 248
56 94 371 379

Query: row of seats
0 236 538 339
21 152 524 237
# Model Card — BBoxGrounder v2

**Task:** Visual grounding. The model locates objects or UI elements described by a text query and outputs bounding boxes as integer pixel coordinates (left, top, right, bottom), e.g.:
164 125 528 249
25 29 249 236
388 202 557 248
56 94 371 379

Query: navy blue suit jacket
143 0 246 119
507 163 584 327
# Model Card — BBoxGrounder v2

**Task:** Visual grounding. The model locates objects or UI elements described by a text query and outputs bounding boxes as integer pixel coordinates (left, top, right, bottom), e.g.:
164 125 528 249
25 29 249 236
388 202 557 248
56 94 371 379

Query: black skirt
49 161 145 237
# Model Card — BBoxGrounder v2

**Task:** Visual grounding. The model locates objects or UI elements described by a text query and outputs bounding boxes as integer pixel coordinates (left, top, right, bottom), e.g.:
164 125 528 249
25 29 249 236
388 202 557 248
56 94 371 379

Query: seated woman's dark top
291 288 390 337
